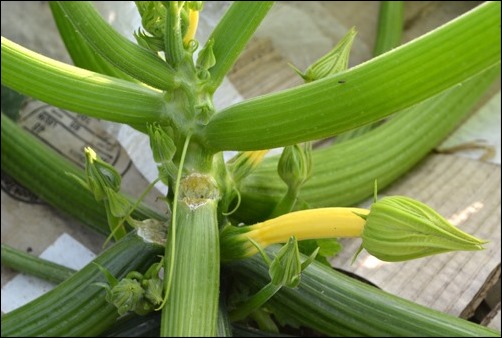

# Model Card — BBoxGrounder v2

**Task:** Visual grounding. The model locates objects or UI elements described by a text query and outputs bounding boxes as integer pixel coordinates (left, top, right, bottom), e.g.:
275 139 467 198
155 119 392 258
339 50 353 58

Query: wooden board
332 154 501 318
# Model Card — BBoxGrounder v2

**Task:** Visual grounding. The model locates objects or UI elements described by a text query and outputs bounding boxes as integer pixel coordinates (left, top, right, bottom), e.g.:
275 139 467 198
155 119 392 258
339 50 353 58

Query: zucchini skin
1 231 163 337
229 245 500 337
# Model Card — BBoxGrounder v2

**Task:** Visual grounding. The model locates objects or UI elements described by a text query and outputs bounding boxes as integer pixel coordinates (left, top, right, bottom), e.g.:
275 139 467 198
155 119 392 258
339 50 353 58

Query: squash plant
1 1 501 337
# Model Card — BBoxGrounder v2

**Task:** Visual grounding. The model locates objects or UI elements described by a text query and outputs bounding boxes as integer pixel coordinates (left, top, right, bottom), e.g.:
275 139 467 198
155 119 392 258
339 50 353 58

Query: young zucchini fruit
1 229 164 337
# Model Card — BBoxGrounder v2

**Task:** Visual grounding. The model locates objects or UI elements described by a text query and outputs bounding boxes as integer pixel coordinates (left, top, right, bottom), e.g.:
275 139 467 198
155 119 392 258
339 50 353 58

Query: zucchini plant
1 1 500 337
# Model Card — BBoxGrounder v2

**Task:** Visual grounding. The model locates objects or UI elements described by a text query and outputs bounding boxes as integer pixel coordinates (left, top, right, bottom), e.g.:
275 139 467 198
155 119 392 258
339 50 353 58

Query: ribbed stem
203 2 500 150
229 245 500 336
206 1 274 91
49 2 136 81
335 0 403 143
373 1 404 56
1 244 75 284
1 37 167 126
57 1 178 90
235 64 501 223
161 201 220 336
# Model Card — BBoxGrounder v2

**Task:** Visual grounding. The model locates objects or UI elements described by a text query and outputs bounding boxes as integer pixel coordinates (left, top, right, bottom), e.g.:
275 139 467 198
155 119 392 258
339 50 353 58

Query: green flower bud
147 123 176 164
141 257 164 307
135 2 166 38
227 150 268 184
110 278 145 316
362 196 487 262
104 187 132 218
277 143 312 191
196 38 216 80
95 260 165 316
268 236 318 288
134 29 165 53
84 147 122 200
143 278 164 306
147 123 177 182
270 236 302 287
291 27 357 82
133 2 168 53
186 1 203 11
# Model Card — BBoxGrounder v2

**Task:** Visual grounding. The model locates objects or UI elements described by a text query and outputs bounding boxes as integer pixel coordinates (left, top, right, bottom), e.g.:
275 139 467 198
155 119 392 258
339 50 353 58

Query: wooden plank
484 305 501 332
228 38 303 97
332 154 501 317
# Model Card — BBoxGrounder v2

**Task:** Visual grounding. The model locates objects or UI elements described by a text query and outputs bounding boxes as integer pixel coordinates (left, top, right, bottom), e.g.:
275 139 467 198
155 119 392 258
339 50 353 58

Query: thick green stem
234 65 501 223
160 138 221 336
164 2 185 68
335 0 403 143
202 1 501 150
57 1 178 90
161 200 220 336
373 1 404 56
206 1 274 92
49 2 136 81
1 38 168 126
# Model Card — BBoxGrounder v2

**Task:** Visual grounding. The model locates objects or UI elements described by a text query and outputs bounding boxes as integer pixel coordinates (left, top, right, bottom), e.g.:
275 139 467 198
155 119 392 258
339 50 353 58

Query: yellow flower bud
183 8 200 46
227 150 269 184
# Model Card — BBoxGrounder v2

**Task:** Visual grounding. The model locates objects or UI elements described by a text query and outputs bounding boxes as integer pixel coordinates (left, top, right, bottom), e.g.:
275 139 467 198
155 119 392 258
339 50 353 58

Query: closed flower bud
277 143 312 191
227 150 268 184
196 38 216 79
270 236 303 287
110 278 145 316
143 278 164 307
362 196 487 262
135 2 166 38
84 147 122 200
147 123 176 165
186 1 203 11
291 27 357 82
